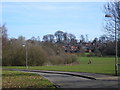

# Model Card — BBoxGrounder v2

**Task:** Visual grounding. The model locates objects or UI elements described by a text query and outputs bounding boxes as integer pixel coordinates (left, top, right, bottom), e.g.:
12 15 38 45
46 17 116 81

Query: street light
105 14 118 76
22 42 28 69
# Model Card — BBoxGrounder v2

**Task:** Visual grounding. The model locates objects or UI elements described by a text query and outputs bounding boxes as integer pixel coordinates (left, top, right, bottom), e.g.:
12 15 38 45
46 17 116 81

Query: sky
2 2 107 41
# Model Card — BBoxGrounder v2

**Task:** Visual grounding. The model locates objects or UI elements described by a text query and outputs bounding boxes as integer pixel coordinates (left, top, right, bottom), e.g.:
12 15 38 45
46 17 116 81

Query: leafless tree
55 31 64 43
63 32 69 44
104 0 120 39
80 35 85 43
43 34 54 43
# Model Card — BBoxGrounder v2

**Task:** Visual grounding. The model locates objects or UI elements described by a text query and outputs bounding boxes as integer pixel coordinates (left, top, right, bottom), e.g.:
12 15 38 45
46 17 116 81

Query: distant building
63 42 94 53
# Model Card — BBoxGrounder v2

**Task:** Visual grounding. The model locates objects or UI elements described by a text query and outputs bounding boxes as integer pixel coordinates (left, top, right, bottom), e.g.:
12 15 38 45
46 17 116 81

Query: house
63 42 94 53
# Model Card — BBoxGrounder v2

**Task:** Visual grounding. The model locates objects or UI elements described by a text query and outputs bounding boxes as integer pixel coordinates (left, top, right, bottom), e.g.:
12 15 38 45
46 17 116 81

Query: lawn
2 70 56 88
3 57 116 75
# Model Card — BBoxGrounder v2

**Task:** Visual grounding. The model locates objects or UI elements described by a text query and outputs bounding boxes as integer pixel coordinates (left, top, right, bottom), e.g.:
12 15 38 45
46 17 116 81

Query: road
34 72 118 88
4 69 119 88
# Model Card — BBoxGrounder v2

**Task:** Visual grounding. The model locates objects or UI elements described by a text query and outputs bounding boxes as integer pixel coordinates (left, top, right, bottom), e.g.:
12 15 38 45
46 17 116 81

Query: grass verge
2 70 56 88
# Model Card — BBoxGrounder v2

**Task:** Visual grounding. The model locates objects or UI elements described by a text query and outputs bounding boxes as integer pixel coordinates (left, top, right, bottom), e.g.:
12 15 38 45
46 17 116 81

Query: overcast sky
2 2 106 41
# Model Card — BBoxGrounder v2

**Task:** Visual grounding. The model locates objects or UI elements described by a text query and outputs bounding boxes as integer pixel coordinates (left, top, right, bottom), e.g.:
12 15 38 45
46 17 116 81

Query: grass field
3 57 116 75
2 70 56 88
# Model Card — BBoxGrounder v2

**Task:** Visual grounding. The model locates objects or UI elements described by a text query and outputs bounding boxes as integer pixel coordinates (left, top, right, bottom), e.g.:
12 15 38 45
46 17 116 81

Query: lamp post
105 14 118 76
22 42 28 69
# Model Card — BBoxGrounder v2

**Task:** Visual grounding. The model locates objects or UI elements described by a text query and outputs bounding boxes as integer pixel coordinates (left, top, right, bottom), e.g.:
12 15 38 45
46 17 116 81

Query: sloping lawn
2 70 56 88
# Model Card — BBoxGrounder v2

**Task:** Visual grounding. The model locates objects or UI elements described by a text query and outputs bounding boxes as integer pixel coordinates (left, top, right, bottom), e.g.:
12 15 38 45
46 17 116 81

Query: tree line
43 31 77 44
42 30 120 57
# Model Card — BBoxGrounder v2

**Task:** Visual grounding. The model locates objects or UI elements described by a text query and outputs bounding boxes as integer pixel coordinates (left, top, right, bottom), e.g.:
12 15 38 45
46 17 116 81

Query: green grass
3 57 116 75
2 70 56 88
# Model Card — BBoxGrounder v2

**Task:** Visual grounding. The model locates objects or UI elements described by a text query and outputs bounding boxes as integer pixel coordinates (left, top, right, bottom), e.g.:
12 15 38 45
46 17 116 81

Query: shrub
2 40 78 66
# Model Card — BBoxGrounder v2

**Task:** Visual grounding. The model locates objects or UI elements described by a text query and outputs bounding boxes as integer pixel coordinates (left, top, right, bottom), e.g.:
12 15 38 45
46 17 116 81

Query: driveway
4 69 119 88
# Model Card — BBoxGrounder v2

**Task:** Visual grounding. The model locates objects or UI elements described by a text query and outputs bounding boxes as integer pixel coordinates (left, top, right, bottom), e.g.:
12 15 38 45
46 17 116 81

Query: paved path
4 69 119 88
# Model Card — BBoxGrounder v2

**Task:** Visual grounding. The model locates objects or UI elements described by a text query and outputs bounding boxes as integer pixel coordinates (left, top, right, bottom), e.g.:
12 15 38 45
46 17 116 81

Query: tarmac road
4 69 119 88
34 72 118 88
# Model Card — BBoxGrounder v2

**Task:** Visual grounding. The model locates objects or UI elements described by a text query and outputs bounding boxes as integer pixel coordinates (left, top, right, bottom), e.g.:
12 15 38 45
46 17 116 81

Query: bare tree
63 32 69 44
99 34 108 43
18 36 25 44
47 34 55 43
104 0 120 39
43 34 54 43
68 33 76 45
80 35 85 43
1 24 8 46
68 33 76 41
43 35 48 42
55 30 64 43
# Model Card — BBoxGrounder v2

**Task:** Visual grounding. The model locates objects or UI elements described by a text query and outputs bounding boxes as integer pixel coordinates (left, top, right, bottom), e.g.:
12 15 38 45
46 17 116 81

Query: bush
28 44 48 66
45 53 77 65
2 40 78 66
